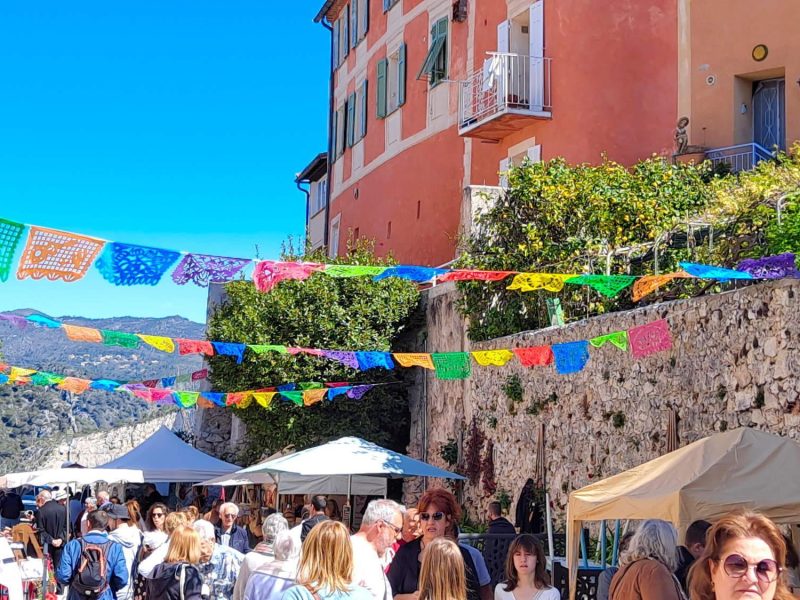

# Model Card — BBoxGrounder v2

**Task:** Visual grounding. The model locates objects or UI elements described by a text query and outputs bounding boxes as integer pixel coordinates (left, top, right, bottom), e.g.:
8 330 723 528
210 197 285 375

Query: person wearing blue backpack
57 509 129 600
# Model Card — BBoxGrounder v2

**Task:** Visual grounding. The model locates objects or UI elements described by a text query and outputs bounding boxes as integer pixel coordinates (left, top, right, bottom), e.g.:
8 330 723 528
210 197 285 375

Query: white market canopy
98 426 240 483
237 436 466 480
1 467 145 489
566 428 800 597
199 471 387 496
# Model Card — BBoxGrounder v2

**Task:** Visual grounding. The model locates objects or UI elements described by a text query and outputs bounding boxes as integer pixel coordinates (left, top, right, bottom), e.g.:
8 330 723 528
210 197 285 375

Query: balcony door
529 1 544 110
753 78 785 151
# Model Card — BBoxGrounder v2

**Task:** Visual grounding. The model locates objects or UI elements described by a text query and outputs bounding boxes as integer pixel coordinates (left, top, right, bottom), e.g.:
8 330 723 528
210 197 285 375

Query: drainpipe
296 180 311 239
321 17 334 250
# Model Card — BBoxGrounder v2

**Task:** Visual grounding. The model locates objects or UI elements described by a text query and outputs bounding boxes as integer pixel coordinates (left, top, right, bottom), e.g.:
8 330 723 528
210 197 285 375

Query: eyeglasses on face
381 520 403 535
152 512 165 518
419 511 445 522
722 554 781 583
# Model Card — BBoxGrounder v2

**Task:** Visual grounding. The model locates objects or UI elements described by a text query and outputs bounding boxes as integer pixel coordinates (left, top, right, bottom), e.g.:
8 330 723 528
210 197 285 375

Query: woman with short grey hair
609 519 685 600
232 513 290 600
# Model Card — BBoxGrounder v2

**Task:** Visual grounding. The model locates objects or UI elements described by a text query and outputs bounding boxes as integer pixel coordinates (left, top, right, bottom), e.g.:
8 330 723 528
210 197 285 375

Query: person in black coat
300 496 329 543
214 502 250 554
35 490 69 592
486 502 516 535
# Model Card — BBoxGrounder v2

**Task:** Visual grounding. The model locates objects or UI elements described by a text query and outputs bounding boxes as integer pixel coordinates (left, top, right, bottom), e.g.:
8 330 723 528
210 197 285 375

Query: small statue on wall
674 116 690 154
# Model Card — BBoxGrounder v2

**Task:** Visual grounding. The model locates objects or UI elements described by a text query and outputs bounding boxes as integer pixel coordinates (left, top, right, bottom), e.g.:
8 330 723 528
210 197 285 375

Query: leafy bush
206 243 421 464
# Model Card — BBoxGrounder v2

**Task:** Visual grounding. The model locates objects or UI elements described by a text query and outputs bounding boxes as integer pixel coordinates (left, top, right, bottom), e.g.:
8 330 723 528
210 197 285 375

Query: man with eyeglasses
215 502 251 554
351 499 404 600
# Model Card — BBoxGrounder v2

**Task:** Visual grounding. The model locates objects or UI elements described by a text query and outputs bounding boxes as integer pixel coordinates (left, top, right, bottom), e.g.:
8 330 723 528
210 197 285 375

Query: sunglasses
152 513 165 518
419 511 446 522
722 554 781 583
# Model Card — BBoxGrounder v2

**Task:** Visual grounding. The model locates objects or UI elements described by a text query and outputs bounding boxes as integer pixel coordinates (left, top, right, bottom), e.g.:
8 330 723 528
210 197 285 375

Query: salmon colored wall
689 0 800 150
401 13 430 140
470 0 679 186
331 130 465 265
367 3 388 50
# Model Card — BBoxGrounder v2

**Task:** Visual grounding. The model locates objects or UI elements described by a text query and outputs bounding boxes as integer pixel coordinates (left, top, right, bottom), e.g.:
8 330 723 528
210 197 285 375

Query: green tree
456 156 712 341
207 244 421 464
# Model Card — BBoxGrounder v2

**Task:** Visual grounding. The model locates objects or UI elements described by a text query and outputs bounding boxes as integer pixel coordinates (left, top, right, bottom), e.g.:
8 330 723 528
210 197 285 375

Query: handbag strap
304 585 323 600
179 564 186 600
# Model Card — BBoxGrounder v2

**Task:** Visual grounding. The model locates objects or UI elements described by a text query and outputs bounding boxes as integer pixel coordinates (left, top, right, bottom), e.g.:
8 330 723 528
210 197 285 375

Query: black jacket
35 500 68 545
300 513 329 542
214 523 250 554
487 517 516 535
0 492 25 519
146 563 204 600
675 545 696 592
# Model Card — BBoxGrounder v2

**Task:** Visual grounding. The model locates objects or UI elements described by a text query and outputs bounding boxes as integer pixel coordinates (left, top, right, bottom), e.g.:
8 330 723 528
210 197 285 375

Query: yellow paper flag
252 392 277 408
506 273 576 293
471 349 515 366
392 353 435 370
137 334 176 353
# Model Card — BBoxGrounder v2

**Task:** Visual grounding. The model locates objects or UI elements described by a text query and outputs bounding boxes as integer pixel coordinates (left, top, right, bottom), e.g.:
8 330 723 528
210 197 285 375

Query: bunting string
0 312 675 379
0 363 387 409
0 217 796 301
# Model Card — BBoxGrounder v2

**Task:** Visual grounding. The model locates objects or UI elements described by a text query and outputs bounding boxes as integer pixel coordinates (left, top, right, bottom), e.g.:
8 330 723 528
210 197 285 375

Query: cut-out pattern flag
471 349 515 366
589 331 629 351
566 275 637 298
95 242 180 286
172 253 252 287
253 261 325 292
513 346 554 367
248 345 288 355
212 342 247 364
102 330 140 349
737 253 800 280
17 226 105 282
177 339 215 356
437 270 513 282
355 352 395 371
373 266 447 283
138 335 175 353
393 353 435 370
322 350 359 370
551 341 590 375
679 262 753 281
431 352 472 380
323 265 387 278
0 218 25 283
507 273 575 292
632 272 690 302
63 325 103 344
629 319 673 358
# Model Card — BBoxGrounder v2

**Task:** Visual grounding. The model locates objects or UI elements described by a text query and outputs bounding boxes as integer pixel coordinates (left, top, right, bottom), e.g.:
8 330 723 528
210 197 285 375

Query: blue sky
0 2 329 324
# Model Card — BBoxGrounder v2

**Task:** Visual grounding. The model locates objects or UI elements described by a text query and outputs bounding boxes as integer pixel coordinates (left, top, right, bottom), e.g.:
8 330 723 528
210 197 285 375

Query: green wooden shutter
350 0 358 49
376 58 388 118
332 21 340 68
397 43 407 106
361 0 369 38
360 80 368 139
346 92 356 147
433 18 448 84
343 4 350 57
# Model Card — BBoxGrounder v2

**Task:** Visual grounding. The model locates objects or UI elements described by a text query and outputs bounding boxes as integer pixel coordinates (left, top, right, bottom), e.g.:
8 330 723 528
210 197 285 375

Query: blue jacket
56 531 129 600
215 523 251 554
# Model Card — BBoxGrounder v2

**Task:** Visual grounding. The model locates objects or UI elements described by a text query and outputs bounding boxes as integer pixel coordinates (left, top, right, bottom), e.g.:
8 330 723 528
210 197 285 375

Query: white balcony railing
705 143 775 173
459 53 552 132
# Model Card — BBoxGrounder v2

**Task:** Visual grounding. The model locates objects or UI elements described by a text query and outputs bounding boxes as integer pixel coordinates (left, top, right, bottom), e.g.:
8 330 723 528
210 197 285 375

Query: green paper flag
298 382 324 390
248 344 288 355
589 331 629 351
174 391 199 408
431 352 472 380
281 390 305 406
566 274 637 298
0 218 25 283
31 372 65 386
102 330 141 349
323 264 388 278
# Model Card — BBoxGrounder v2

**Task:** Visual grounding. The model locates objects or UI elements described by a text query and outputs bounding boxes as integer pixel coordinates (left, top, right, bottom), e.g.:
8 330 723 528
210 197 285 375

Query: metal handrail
705 142 776 173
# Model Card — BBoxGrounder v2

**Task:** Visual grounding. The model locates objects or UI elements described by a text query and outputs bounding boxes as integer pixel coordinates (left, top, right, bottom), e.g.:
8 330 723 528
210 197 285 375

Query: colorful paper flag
253 260 325 292
679 262 754 281
431 352 472 380
58 377 92 394
101 330 141 349
589 331 629 351
632 272 691 302
551 341 590 375
303 389 328 405
471 349 515 366
323 264 388 278
373 265 448 283
0 218 25 283
212 342 247 364
629 319 673 358
137 334 176 353
248 345 288 355
737 253 800 280
437 269 514 282
392 353 435 369
172 253 252 287
176 339 215 356
322 350 359 370
512 346 554 367
63 325 103 344
252 392 277 408
174 391 199 408
506 273 576 293
355 352 395 371
17 226 105 282
95 242 181 286
565 275 637 298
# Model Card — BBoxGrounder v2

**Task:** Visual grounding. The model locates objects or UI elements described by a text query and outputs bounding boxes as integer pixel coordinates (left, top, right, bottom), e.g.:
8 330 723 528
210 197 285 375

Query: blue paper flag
200 392 227 407
277 383 297 392
551 341 591 375
27 314 62 328
95 242 181 286
0 374 8 384
161 377 176 388
679 262 754 282
90 379 122 391
327 386 351 399
212 342 247 364
373 265 448 283
356 351 396 371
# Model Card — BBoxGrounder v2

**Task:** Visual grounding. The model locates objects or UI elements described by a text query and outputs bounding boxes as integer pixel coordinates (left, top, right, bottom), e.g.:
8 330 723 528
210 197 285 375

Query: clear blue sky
0 1 329 324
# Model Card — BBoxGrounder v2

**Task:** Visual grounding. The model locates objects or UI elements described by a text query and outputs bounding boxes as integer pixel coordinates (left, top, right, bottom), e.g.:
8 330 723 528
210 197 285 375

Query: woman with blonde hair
419 538 467 600
689 510 793 600
280 520 372 600
146 526 204 599
609 519 683 600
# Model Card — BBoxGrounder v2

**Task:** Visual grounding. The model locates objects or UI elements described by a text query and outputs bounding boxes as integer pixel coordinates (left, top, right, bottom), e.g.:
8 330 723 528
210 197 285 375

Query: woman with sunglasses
609 519 683 600
688 510 793 600
387 489 490 600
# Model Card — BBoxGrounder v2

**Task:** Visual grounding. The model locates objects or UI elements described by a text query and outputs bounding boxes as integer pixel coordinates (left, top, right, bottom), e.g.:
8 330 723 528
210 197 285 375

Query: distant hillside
0 310 205 473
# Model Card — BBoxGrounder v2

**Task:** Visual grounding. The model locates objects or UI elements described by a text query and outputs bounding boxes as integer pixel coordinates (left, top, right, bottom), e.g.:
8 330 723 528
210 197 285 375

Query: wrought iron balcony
458 52 552 140
705 142 775 173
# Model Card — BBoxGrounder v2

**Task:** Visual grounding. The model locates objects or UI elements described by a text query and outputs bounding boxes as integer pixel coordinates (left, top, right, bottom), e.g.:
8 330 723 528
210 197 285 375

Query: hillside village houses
297 0 800 263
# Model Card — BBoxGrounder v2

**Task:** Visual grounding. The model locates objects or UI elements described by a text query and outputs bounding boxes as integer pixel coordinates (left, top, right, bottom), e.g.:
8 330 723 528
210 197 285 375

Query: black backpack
71 538 111 598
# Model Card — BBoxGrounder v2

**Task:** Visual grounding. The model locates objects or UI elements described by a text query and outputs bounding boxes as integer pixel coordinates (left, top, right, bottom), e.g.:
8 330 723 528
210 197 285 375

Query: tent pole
347 475 353 530
275 474 280 511
545 492 554 565
600 520 606 567
612 520 621 566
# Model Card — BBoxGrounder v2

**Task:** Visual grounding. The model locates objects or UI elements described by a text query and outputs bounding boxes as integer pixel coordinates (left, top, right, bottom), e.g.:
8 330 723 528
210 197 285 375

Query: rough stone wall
36 412 179 469
408 278 800 527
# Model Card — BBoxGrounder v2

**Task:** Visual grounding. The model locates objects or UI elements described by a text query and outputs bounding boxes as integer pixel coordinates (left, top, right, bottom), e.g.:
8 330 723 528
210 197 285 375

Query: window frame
417 17 448 87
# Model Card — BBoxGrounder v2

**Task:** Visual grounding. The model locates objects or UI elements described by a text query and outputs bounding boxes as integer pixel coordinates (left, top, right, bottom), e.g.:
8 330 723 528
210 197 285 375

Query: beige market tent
566 428 800 599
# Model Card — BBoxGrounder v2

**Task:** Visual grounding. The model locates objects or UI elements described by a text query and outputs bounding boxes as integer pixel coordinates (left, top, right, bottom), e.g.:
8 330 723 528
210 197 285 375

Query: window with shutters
377 43 406 119
382 0 400 12
355 0 369 44
335 104 347 158
346 92 356 148
354 80 368 143
417 17 448 86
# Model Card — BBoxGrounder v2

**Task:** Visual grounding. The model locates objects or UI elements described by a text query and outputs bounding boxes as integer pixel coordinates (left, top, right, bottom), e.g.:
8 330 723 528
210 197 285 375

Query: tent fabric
99 426 240 483
1 468 145 489
566 428 800 599
199 472 387 496
238 436 465 479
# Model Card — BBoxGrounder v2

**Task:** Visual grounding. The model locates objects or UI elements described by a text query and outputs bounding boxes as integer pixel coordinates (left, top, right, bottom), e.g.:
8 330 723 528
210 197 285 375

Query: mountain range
0 309 205 473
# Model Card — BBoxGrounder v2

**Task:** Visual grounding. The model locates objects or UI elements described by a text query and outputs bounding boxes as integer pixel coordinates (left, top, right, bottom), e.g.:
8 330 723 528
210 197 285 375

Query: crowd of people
4 483 799 600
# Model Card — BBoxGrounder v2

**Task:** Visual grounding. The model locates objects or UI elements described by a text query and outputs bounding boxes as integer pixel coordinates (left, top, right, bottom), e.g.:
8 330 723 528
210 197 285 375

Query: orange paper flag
303 389 328 406
58 377 92 394
632 271 692 302
17 226 105 282
63 324 103 344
